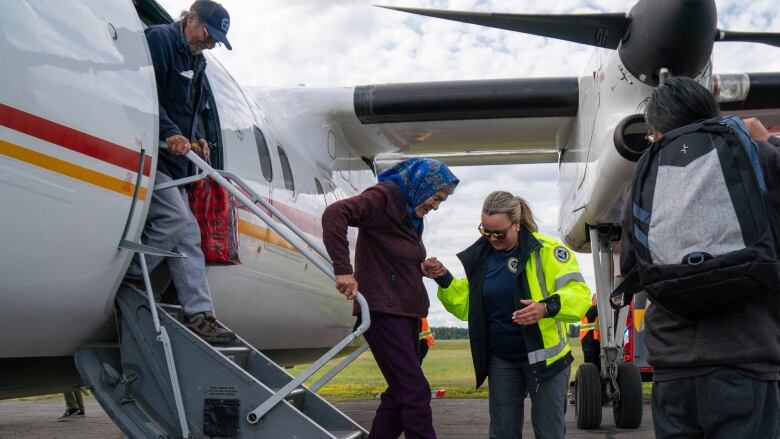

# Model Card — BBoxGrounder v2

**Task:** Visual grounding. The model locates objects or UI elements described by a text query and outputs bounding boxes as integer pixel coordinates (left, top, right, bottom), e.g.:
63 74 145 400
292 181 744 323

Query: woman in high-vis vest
422 191 591 439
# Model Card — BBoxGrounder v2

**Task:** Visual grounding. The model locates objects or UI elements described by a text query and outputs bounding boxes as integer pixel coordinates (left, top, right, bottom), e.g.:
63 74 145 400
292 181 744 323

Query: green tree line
431 327 469 339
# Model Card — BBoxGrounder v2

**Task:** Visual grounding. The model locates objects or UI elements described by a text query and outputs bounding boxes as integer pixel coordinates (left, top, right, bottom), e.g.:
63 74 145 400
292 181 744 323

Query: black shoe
58 409 84 422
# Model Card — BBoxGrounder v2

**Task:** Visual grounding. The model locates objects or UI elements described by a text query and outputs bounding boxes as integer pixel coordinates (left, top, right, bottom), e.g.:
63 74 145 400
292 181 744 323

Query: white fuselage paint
0 1 370 361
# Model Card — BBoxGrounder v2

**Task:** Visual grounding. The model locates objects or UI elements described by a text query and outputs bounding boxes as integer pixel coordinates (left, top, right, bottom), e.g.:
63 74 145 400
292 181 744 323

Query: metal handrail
218 170 331 262
173 150 371 424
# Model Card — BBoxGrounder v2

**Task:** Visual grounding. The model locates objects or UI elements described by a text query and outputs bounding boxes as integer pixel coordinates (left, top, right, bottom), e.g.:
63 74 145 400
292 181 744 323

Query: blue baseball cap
191 0 232 50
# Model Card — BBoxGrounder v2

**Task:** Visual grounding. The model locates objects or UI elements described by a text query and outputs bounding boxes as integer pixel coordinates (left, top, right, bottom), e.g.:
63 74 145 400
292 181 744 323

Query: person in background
125 1 235 343
322 157 459 439
621 77 780 438
579 294 600 370
424 191 591 439
57 389 85 422
419 317 435 365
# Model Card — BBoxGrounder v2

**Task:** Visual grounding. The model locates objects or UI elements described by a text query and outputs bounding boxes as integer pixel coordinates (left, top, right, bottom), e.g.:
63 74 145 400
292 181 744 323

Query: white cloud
158 0 780 327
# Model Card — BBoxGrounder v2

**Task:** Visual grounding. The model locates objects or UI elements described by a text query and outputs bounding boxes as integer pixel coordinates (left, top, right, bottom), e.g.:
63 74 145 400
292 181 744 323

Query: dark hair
644 77 720 134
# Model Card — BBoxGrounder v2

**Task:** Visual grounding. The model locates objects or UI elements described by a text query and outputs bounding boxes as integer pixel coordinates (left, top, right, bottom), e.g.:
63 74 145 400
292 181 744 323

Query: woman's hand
421 257 448 278
335 274 358 300
512 299 547 325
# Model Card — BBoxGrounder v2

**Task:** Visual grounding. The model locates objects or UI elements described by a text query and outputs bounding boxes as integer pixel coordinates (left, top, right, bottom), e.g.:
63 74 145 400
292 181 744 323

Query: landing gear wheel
613 362 643 428
575 363 602 429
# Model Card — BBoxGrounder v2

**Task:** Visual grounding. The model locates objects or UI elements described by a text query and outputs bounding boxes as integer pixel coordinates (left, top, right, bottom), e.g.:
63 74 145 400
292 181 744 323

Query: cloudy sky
158 0 780 327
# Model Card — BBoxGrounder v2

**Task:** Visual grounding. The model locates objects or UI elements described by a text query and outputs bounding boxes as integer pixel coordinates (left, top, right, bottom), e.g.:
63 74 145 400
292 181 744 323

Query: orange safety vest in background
579 315 600 341
419 317 434 347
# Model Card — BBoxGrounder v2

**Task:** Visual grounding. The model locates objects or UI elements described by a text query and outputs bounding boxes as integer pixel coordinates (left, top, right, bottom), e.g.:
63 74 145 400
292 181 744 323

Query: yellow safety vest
437 232 591 369
579 314 600 341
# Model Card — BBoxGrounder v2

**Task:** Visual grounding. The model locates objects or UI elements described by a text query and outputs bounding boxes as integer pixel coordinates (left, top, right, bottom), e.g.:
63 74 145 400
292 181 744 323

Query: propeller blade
717 30 780 48
378 6 629 49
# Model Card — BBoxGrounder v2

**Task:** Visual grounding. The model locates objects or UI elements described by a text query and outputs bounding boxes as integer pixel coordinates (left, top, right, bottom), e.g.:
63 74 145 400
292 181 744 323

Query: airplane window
253 126 273 182
278 146 295 193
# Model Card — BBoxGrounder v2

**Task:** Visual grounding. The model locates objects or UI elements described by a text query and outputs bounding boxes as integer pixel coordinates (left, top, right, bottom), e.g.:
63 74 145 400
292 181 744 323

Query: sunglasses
478 224 514 240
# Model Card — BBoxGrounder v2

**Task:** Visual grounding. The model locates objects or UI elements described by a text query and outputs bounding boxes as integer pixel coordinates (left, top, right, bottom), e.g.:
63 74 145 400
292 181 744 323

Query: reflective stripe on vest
527 251 568 365
420 318 434 346
579 316 600 340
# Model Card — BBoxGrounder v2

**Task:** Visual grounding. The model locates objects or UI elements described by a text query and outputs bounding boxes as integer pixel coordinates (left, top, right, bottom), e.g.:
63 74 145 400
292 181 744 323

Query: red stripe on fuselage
0 103 152 176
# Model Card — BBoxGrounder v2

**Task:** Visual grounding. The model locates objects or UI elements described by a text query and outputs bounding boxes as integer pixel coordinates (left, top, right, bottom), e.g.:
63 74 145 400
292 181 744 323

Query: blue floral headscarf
378 158 459 232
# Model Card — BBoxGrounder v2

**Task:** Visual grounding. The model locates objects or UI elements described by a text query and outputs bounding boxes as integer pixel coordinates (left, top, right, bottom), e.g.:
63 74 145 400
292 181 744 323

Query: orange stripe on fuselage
238 219 297 252
0 139 147 199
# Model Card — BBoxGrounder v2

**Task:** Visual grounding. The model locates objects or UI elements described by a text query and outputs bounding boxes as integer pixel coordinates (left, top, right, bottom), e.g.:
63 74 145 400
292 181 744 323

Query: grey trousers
652 370 779 439
127 172 214 317
488 354 569 439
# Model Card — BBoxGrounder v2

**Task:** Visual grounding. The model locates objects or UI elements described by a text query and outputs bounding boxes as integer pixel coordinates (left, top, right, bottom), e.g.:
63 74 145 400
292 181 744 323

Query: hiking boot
186 312 236 343
58 409 84 422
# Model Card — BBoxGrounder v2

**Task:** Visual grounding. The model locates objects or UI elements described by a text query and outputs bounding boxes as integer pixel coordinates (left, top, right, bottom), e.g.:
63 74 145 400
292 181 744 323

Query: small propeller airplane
0 0 778 433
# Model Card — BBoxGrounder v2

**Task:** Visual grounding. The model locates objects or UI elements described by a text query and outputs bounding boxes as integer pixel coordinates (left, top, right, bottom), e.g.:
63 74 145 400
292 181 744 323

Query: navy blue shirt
145 21 209 179
483 245 527 361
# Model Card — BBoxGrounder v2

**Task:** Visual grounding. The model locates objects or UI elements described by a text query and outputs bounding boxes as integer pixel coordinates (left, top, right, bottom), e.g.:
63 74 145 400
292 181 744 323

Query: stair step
158 303 183 321
215 346 251 369
330 430 363 439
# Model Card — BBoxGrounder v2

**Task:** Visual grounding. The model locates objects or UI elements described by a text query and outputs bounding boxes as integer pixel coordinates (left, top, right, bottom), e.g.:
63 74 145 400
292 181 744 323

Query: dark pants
363 312 435 439
419 340 429 365
652 370 779 439
581 339 600 370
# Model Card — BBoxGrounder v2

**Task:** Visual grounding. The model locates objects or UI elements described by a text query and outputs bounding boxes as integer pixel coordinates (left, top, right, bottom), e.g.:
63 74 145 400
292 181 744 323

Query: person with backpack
618 77 780 438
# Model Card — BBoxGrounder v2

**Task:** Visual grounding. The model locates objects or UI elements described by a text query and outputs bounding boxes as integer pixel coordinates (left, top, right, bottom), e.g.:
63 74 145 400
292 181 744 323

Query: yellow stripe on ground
0 139 147 199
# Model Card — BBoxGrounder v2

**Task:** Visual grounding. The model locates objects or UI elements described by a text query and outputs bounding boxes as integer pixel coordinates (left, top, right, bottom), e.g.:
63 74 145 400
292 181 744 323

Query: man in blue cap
127 1 235 342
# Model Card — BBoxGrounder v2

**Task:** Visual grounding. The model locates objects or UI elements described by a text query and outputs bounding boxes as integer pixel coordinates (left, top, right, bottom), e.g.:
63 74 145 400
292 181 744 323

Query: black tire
613 362 643 429
575 363 602 429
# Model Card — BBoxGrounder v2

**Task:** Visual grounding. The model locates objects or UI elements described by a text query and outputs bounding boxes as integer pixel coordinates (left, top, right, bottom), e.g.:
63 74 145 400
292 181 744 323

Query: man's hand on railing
165 134 192 155
335 274 358 300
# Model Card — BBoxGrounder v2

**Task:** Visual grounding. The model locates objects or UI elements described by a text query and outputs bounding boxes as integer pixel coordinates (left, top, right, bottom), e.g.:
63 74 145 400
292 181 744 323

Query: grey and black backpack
617 116 780 316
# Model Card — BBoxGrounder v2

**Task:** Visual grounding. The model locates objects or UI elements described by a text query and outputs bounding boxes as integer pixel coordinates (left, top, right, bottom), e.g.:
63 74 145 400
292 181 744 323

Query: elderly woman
423 191 590 439
322 158 459 439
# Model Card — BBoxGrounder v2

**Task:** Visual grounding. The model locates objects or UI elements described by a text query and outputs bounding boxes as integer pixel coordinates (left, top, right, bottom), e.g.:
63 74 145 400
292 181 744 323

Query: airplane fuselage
0 0 372 368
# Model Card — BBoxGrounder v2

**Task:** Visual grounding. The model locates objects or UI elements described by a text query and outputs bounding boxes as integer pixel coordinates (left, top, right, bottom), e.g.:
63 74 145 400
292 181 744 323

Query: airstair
75 148 370 438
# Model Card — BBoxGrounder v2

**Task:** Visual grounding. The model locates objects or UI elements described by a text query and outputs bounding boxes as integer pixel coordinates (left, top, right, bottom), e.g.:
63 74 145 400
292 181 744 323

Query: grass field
290 338 652 400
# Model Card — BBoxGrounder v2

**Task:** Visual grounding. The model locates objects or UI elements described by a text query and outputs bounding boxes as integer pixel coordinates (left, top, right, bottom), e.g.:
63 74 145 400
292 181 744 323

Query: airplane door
0 2 157 356
204 57 273 253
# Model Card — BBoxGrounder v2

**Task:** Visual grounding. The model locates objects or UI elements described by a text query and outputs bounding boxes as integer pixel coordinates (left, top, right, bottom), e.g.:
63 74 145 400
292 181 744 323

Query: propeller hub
618 0 717 85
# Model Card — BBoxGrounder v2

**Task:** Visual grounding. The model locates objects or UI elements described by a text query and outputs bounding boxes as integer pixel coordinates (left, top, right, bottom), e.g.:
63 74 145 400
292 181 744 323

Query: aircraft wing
342 77 579 167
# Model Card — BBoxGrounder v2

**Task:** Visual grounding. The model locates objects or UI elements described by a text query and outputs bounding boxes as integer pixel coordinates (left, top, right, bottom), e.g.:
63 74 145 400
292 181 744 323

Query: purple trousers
363 312 436 439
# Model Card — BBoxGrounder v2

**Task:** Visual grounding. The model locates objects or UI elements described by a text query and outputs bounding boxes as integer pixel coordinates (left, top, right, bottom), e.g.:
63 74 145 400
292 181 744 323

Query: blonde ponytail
482 191 538 232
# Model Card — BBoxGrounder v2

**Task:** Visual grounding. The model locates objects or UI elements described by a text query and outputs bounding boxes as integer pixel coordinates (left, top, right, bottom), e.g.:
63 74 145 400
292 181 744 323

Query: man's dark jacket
620 136 780 381
145 21 209 180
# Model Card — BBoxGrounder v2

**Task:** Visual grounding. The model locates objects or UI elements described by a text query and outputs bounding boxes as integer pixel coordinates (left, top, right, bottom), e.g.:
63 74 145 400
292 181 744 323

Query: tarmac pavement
0 397 654 438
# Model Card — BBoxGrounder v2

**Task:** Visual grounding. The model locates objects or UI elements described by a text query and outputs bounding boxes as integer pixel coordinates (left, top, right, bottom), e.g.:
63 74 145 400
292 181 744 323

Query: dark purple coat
322 182 429 317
